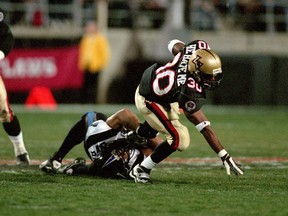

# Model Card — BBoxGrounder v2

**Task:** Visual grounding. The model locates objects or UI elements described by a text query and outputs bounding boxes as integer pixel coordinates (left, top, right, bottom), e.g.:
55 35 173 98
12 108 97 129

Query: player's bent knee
83 111 96 128
176 125 190 151
0 110 12 123
177 138 190 151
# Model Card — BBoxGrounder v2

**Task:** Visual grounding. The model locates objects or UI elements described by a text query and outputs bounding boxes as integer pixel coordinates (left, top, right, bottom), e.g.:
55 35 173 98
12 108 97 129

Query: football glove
136 121 158 139
125 131 149 148
219 150 243 175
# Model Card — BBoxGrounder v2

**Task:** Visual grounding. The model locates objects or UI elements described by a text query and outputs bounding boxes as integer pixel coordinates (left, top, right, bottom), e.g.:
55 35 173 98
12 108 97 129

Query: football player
40 109 162 179
130 39 243 183
0 8 30 165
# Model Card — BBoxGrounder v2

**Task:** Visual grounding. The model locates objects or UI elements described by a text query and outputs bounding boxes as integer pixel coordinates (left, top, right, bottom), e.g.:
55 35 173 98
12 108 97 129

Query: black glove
220 152 244 175
125 131 149 148
136 121 158 139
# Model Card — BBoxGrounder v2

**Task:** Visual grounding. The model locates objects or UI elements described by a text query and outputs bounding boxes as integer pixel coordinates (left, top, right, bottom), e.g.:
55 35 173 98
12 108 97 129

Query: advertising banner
0 46 83 92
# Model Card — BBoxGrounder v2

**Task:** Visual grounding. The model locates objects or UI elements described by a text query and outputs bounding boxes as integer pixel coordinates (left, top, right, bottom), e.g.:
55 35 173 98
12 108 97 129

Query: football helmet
93 146 130 178
93 134 146 178
188 49 223 90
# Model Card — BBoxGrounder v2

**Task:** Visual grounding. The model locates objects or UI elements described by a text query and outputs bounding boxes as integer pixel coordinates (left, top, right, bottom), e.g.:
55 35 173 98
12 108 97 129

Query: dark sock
150 140 176 164
52 119 86 162
3 115 21 136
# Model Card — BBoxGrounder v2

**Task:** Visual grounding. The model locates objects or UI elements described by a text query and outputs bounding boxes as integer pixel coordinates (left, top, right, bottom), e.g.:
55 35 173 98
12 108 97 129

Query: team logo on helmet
185 101 196 112
192 55 203 71
102 154 117 168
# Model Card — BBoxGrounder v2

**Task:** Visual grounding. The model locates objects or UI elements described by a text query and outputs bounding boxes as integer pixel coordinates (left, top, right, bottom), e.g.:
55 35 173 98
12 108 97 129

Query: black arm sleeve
0 22 14 56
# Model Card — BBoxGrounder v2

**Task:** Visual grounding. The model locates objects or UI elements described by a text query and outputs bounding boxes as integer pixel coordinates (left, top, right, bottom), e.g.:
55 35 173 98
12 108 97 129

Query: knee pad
177 125 190 151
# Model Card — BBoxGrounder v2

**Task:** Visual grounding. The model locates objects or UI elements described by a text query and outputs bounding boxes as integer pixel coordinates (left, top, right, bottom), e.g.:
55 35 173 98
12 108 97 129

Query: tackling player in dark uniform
130 39 243 183
40 109 161 179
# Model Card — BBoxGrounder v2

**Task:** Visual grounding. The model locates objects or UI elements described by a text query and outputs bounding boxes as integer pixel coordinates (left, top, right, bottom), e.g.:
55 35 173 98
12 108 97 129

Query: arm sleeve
0 22 14 57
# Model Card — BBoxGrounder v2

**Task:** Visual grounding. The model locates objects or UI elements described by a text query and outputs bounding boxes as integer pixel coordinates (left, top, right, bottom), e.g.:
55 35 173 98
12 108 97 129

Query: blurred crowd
1 0 288 32
2 0 90 26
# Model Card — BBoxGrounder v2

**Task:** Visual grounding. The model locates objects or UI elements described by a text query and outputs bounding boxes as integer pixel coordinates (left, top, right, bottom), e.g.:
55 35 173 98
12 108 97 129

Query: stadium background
0 2 288 215
1 0 288 105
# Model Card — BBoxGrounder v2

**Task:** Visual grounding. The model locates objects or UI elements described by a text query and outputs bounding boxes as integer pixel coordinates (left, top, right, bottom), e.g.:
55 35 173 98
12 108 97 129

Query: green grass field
0 105 287 216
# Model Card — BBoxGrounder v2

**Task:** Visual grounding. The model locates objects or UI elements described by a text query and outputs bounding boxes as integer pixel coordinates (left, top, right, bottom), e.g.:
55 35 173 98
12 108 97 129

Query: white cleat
39 158 61 174
129 164 150 183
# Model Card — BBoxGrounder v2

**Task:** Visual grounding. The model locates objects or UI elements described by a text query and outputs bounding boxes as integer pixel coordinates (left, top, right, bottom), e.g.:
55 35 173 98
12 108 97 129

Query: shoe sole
16 154 30 166
39 160 59 174
40 165 55 174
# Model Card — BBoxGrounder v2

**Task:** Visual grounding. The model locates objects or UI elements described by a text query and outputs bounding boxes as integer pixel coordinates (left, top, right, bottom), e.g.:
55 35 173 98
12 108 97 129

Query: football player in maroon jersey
130 39 243 183
0 9 30 165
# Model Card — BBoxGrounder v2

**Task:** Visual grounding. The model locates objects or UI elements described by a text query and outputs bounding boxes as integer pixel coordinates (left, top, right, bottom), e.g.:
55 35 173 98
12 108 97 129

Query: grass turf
0 105 287 216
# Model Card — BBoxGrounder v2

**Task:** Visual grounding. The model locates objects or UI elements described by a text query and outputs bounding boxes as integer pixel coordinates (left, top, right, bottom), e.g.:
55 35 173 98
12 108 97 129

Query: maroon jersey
139 40 210 113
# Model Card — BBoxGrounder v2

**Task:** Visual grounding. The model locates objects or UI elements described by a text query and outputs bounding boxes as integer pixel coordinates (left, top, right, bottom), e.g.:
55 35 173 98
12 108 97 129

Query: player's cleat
39 157 61 174
129 164 150 183
16 153 30 166
61 157 86 175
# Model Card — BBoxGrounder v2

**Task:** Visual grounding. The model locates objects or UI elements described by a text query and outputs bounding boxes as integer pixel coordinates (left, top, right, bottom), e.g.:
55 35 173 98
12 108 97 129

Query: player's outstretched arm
185 109 244 175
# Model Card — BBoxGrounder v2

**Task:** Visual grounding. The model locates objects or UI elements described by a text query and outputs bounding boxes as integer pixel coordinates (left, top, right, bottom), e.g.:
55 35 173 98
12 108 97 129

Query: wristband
168 39 185 54
218 149 228 158
195 121 210 132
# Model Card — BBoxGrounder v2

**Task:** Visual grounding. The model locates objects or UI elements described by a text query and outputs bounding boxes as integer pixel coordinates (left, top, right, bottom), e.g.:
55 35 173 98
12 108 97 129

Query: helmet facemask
199 71 223 90
188 49 223 90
